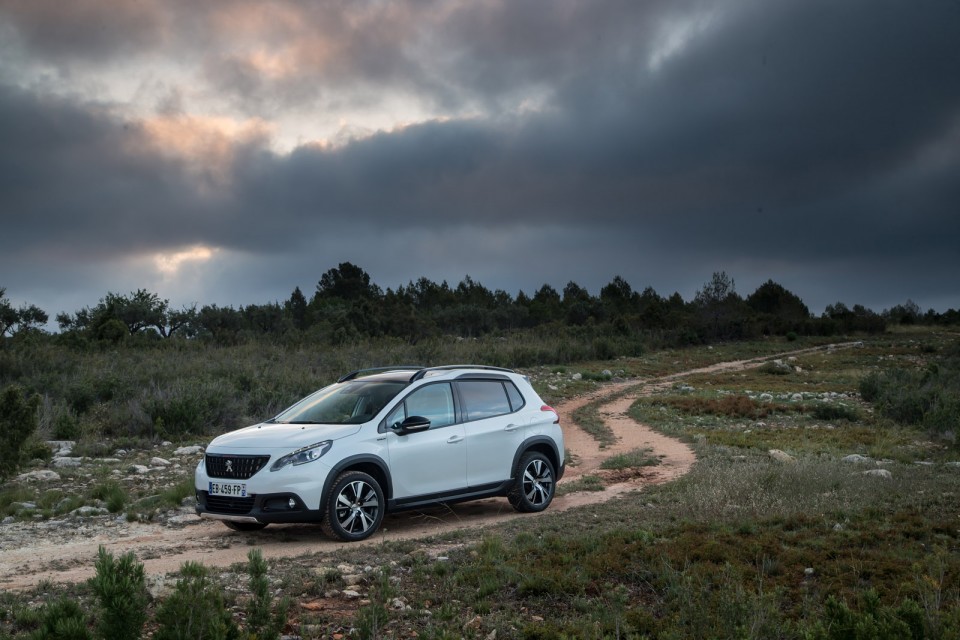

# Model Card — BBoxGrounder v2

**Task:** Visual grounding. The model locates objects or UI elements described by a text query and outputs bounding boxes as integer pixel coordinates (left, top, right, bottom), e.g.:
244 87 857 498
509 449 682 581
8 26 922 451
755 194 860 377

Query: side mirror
395 415 431 434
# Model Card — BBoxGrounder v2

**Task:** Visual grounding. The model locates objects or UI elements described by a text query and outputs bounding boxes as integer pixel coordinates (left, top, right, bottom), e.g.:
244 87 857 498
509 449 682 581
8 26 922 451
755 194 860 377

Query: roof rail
410 364 515 382
337 366 425 383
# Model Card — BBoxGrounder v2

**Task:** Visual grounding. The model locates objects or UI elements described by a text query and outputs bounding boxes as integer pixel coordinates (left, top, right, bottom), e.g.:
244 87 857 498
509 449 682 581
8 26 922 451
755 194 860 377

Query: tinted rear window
459 380 512 420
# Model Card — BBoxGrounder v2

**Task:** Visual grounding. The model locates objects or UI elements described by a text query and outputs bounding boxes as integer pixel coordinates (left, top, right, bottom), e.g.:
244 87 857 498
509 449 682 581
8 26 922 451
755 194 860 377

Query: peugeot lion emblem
225 459 234 475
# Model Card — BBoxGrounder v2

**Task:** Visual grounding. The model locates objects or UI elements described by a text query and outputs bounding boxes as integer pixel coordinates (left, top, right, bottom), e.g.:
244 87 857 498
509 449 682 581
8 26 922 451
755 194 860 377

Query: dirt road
0 345 849 590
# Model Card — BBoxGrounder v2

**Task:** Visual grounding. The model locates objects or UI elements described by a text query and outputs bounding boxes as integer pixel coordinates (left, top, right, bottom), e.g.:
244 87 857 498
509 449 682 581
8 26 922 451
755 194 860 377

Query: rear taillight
541 404 559 424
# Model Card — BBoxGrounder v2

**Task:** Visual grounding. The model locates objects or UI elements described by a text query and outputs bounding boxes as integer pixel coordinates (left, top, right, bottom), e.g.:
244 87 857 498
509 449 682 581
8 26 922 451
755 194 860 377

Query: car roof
338 365 517 384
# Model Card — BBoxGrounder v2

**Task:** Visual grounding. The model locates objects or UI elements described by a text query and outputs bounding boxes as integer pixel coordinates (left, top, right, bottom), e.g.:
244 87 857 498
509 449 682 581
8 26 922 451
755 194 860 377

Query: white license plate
209 482 247 497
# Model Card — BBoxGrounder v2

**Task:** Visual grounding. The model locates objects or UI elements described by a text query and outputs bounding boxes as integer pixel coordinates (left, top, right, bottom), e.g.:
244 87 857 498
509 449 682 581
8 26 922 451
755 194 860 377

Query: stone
16 470 60 482
150 457 171 467
52 457 83 468
1 516 14 525
863 469 893 480
791 394 803 402
571 373 582 381
174 445 204 456
759 393 774 402
842 454 872 464
46 440 76 457
804 568 815 576
768 449 795 463
130 465 150 474
601 369 612 377
343 574 363 586
147 574 173 599
342 590 361 599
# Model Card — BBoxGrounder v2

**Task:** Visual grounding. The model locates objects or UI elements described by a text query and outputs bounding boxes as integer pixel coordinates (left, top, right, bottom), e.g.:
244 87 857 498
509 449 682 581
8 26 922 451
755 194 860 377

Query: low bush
860 355 960 441
0 385 40 480
245 549 289 640
23 598 91 640
811 402 860 422
89 482 126 514
90 547 148 640
154 562 237 640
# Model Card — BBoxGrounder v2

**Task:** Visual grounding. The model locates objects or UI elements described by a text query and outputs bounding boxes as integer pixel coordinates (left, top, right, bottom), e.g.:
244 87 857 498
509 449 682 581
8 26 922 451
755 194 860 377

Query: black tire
222 521 268 532
508 451 556 513
321 471 385 541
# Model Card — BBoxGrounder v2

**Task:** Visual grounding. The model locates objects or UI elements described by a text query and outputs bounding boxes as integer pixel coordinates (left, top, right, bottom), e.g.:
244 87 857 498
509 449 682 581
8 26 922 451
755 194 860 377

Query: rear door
458 378 527 488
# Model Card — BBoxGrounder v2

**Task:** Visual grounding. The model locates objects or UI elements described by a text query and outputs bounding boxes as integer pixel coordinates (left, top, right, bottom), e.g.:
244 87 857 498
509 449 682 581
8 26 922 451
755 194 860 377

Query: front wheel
508 452 556 513
321 471 385 541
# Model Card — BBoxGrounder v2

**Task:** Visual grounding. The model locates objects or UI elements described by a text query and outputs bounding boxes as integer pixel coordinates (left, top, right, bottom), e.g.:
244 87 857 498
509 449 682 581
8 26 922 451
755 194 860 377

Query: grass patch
599 448 660 470
571 402 617 448
557 475 604 495
89 481 126 513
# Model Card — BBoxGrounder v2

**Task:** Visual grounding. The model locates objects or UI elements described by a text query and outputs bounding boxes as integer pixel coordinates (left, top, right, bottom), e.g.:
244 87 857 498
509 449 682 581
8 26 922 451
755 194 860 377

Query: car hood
208 422 362 450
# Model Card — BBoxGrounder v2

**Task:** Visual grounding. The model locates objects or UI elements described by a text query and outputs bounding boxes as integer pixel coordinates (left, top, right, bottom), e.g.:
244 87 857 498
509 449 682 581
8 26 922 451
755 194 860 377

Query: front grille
205 454 270 479
205 495 255 515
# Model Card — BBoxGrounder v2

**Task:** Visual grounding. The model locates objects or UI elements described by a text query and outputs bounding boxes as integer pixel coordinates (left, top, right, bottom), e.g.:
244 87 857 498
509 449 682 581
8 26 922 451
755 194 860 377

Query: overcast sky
1 0 958 321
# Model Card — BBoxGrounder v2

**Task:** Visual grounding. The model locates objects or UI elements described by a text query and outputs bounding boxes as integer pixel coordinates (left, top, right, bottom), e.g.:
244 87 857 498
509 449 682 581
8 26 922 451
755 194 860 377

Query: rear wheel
222 521 267 532
508 452 556 513
321 471 385 541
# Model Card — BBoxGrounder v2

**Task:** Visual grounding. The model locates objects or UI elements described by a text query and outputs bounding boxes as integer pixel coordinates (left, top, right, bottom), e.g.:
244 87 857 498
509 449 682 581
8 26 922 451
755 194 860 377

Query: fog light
288 498 296 509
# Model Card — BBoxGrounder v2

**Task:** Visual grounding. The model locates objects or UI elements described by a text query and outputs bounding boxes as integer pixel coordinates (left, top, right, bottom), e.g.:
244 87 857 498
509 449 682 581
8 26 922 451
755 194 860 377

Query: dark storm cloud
0 0 166 63
1 0 959 315
0 84 207 260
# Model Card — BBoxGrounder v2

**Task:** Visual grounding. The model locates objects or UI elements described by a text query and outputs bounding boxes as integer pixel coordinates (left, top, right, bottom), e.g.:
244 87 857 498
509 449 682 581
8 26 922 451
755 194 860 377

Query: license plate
209 482 247 497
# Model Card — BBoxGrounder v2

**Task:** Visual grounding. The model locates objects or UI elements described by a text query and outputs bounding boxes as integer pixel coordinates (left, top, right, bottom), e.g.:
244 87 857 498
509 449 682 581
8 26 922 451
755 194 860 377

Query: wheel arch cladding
512 438 559 477
321 455 393 510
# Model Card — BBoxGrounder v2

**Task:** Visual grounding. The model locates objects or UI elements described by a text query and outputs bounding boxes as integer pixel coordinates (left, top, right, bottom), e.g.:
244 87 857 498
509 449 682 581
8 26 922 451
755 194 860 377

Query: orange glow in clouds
154 246 218 276
139 115 272 184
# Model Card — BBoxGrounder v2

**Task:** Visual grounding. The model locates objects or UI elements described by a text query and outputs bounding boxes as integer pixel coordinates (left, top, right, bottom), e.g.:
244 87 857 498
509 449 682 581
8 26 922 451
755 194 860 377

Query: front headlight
270 441 332 472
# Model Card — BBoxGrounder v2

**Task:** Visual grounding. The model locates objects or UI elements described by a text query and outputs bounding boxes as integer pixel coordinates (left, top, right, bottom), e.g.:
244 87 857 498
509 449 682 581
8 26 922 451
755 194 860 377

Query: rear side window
459 380 516 421
505 382 525 411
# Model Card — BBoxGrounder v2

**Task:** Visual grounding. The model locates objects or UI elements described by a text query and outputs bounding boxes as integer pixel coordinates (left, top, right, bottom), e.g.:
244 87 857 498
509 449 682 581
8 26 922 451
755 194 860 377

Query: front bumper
195 490 324 524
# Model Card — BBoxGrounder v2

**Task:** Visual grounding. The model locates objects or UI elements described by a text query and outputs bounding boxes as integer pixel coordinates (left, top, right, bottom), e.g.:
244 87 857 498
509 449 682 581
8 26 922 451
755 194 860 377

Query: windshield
270 380 407 425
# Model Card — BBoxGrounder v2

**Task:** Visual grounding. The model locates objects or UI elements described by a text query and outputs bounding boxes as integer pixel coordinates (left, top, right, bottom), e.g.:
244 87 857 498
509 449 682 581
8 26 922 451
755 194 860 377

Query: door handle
504 424 520 432
447 435 464 444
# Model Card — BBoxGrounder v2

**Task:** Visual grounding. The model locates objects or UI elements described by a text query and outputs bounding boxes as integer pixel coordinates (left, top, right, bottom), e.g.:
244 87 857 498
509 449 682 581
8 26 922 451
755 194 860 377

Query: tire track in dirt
0 343 855 590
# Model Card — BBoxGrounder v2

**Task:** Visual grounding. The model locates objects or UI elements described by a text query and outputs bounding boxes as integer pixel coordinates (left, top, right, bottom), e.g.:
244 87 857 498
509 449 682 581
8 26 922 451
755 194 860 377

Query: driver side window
387 383 455 429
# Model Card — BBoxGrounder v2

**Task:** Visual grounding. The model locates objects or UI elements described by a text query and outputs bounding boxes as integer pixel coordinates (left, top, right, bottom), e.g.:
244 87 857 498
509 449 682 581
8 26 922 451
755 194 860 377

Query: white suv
195 365 564 541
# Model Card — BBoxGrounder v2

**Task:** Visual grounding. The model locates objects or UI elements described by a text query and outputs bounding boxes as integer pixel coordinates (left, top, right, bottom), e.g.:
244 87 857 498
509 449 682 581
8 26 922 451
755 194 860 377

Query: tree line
3 264 958 347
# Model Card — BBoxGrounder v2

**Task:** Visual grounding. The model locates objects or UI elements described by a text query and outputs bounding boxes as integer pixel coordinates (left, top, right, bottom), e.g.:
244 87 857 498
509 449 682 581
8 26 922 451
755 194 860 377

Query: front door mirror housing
394 415 430 434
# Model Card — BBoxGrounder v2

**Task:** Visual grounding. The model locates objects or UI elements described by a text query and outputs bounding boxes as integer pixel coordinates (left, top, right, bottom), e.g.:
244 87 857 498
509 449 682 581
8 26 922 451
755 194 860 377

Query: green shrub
859 359 960 438
245 549 289 640
815 590 923 640
90 547 148 640
355 568 394 640
52 411 81 440
811 403 860 422
89 482 126 514
0 385 40 480
154 562 237 640
24 599 92 640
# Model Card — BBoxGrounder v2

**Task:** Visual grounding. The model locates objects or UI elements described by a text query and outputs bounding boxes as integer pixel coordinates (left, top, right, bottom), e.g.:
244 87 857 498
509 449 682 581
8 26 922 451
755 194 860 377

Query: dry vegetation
2 328 960 638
